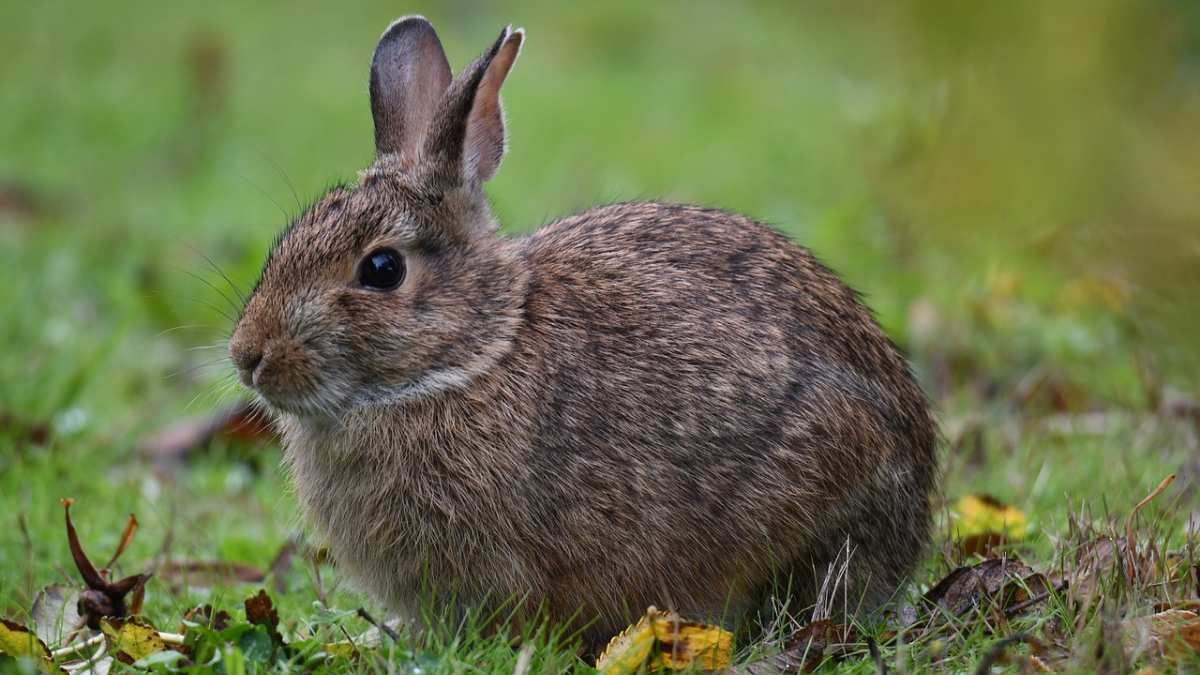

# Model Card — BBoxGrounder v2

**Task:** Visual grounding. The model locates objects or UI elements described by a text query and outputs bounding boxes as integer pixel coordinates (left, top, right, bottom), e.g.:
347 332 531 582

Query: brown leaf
1121 610 1200 662
267 539 299 595
728 621 866 674
61 500 152 630
181 605 231 632
138 401 274 468
786 620 863 671
924 558 1051 618
103 515 138 571
157 560 265 588
1070 537 1159 604
0 412 51 445
244 590 283 647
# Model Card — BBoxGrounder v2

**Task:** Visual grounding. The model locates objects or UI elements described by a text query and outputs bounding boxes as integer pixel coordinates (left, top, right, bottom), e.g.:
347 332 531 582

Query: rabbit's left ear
425 26 523 185
370 16 453 162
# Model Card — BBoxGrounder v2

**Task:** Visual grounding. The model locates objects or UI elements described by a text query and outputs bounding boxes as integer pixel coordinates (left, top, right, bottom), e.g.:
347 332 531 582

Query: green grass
3 1 1199 672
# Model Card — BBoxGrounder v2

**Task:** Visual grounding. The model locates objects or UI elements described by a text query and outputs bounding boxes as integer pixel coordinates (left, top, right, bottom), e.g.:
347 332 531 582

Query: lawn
3 1 1200 672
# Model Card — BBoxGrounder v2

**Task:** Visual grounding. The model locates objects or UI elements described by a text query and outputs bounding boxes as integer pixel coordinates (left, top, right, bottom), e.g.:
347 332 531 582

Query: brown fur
229 17 938 651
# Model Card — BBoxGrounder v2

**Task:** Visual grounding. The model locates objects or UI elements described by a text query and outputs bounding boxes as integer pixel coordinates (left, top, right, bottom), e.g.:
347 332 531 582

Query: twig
512 643 534 675
1003 580 1069 619
356 607 399 643
50 633 105 659
337 624 364 661
1125 474 1176 580
973 633 1031 675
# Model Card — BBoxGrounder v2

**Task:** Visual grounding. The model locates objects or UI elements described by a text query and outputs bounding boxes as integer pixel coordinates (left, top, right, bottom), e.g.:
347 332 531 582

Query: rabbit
228 16 938 652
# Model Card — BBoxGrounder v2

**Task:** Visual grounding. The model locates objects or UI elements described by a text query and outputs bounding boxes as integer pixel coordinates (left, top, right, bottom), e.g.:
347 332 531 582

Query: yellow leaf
322 642 358 659
952 494 1028 541
595 612 657 674
0 619 58 673
596 606 733 674
101 617 166 662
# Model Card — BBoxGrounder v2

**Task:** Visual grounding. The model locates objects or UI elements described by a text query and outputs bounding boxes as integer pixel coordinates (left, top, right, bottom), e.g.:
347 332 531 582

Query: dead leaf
1070 537 1160 604
786 620 862 671
138 401 273 468
100 617 165 664
244 590 283 648
0 411 51 445
267 539 298 594
1121 609 1200 662
726 621 870 674
595 606 733 674
924 558 1051 618
30 585 84 648
61 500 152 629
180 605 231 632
0 618 60 672
157 560 265 588
1124 475 1175 581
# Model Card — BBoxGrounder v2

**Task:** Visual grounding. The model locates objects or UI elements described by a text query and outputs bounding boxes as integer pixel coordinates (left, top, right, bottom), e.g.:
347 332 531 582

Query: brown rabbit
229 16 938 651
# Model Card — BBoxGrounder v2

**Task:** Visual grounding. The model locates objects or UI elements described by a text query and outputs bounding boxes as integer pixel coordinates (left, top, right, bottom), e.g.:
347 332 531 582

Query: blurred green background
2 0 1200 644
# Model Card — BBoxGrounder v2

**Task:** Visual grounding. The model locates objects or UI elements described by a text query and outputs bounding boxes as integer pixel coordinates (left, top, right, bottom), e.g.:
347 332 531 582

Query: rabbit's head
229 18 527 419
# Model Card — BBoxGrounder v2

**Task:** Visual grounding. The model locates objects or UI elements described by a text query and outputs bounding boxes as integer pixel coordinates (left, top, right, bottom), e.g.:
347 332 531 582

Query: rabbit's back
512 202 936 629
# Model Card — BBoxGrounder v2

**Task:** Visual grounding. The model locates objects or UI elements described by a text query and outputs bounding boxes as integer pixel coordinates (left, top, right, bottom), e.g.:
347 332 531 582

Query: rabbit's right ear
370 16 452 162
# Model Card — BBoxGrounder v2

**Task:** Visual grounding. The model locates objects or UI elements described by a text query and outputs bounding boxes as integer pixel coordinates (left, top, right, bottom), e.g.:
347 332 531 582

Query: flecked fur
229 17 939 651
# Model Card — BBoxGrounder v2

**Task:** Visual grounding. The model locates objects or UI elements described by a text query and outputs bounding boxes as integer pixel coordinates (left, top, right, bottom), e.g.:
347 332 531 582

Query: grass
2 1 1199 672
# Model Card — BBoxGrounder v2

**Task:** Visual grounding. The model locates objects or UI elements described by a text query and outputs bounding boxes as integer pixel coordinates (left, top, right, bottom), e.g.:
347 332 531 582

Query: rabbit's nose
232 344 264 387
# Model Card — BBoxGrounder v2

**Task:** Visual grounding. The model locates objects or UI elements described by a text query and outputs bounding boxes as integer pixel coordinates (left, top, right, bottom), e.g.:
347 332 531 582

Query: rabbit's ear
424 26 523 185
370 16 453 161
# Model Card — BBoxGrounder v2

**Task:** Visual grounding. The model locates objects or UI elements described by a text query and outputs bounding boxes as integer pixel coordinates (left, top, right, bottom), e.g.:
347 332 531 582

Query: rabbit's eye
358 248 406 290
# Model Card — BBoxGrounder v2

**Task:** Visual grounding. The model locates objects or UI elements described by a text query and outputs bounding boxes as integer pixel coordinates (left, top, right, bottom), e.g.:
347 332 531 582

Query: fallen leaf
0 182 45 220
651 610 733 670
157 560 265 588
595 613 657 674
243 590 284 648
1070 537 1159 603
100 617 165 664
0 618 59 672
321 642 358 659
30 585 84 648
138 401 273 468
784 620 862 671
1121 609 1200 662
924 557 1051 618
267 539 299 594
0 411 52 445
61 500 152 629
595 606 733 674
951 494 1028 556
181 605 231 633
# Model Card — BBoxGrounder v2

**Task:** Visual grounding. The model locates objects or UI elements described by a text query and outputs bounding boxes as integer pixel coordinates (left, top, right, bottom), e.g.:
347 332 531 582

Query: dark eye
357 248 406 290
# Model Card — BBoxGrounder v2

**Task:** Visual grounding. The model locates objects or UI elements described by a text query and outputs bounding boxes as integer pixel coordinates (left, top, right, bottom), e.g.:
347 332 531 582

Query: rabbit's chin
253 391 348 423
249 376 357 422
348 366 476 409
264 366 476 422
